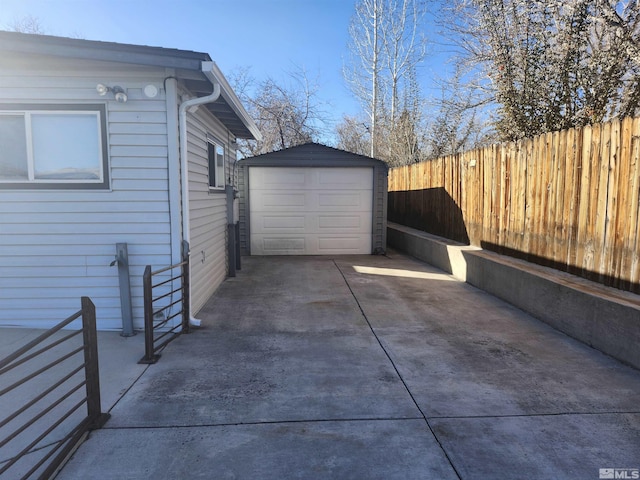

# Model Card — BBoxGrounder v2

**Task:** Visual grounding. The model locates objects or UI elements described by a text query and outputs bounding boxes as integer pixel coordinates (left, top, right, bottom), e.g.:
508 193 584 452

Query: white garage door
249 167 373 255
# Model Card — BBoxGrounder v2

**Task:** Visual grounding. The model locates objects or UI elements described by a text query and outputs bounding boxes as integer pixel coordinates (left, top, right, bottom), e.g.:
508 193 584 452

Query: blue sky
0 0 448 136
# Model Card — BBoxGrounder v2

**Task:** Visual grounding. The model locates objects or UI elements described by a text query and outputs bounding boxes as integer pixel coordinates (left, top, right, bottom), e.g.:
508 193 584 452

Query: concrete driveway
58 251 640 479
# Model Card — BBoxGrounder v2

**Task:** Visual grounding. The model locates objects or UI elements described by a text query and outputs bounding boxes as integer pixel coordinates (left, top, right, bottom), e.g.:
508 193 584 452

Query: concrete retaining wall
388 222 640 370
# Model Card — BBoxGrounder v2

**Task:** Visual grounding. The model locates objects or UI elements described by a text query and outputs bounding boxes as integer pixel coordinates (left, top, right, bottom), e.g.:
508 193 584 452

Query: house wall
0 53 174 330
185 104 235 315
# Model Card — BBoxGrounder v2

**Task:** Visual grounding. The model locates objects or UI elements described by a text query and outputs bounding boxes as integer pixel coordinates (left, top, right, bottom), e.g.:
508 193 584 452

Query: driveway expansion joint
333 259 463 480
102 416 427 430
428 410 640 420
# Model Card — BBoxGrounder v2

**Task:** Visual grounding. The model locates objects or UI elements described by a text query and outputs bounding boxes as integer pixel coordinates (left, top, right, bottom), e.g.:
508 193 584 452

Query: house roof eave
0 31 210 70
0 31 261 141
203 62 262 142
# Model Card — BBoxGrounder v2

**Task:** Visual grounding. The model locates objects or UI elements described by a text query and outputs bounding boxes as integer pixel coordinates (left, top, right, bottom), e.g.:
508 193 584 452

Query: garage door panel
252 234 371 255
257 237 306 254
258 192 306 208
317 236 370 253
252 192 372 213
260 215 306 230
317 214 368 231
318 192 367 208
253 214 368 234
252 169 307 188
317 169 373 189
252 167 373 191
250 191 308 211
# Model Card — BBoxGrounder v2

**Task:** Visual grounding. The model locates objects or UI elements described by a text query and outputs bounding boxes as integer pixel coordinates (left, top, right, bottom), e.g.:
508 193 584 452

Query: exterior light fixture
96 83 128 103
96 83 109 96
111 86 128 103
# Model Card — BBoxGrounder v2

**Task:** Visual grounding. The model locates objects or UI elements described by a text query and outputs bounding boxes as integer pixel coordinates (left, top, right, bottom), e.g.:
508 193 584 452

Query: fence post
181 240 190 334
139 265 160 364
81 296 110 429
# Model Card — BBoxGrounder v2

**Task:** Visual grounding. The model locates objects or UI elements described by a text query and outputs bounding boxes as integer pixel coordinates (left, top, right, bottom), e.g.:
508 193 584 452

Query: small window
0 104 108 189
208 139 225 190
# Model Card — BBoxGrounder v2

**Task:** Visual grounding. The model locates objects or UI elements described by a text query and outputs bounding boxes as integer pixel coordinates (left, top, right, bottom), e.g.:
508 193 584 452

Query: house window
208 138 225 190
0 104 108 189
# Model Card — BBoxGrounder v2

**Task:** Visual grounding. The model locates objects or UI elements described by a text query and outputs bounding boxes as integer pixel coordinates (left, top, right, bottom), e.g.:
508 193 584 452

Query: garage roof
239 143 388 168
0 31 260 140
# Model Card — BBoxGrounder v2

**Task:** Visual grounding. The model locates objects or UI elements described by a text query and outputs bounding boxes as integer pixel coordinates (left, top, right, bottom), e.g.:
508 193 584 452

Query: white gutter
178 61 221 327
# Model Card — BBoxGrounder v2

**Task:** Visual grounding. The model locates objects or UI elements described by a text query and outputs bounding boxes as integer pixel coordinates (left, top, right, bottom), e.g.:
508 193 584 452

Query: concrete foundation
388 222 640 370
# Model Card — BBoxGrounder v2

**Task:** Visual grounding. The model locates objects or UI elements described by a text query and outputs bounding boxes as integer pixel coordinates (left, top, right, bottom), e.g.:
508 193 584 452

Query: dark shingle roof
239 143 387 168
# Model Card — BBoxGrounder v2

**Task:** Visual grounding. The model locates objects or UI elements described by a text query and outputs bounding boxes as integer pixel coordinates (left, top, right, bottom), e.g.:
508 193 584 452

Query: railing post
181 240 190 334
113 242 136 337
139 265 160 364
81 296 110 429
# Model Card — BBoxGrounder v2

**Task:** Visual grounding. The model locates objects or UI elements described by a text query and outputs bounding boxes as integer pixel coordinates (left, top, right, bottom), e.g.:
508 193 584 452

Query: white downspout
178 61 221 327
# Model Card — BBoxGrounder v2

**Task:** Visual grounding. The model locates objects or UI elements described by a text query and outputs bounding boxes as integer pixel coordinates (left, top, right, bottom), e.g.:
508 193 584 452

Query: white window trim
0 104 109 190
207 136 225 191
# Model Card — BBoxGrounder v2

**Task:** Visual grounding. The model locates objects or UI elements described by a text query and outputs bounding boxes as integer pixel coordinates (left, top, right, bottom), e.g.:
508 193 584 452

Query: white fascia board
202 61 263 142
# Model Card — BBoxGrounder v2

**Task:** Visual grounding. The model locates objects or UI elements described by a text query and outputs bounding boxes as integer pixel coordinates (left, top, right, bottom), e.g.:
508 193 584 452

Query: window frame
0 104 109 190
207 136 225 191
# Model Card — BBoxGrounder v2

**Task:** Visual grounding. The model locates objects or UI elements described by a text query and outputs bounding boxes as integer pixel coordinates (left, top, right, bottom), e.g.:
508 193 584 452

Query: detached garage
237 143 388 255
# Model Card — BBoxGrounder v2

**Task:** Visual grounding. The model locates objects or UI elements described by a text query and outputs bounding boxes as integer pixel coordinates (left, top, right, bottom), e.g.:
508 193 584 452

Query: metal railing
0 297 110 480
139 241 190 364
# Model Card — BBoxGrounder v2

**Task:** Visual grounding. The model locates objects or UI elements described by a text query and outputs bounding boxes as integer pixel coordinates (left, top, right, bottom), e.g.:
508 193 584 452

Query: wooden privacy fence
388 116 640 294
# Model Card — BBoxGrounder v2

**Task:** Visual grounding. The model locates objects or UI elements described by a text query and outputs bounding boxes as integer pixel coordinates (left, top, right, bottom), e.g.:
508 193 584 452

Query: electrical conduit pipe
178 61 221 327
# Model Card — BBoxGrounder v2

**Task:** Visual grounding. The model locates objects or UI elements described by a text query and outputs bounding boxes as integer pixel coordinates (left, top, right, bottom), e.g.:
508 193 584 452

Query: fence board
531 134 546 261
564 126 581 271
628 118 640 287
575 124 592 272
553 129 567 265
388 116 640 294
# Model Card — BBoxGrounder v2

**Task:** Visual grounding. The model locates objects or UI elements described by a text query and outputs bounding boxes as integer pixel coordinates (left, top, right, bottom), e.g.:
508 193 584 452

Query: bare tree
345 0 385 157
595 0 640 117
442 0 640 141
426 62 495 158
597 0 640 65
381 0 426 124
7 15 46 34
230 67 329 157
344 0 427 161
336 115 371 156
386 64 424 165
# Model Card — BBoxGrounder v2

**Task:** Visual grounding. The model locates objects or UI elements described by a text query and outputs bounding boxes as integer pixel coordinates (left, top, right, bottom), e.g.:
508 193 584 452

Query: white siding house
0 32 261 331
